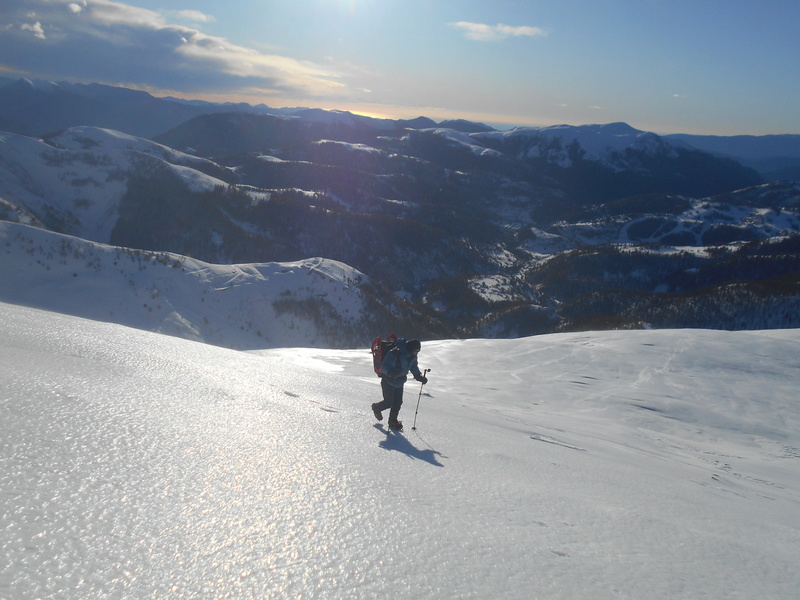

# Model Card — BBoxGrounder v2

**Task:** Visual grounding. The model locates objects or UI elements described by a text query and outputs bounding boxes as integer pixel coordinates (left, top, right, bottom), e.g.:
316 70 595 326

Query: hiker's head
407 339 421 354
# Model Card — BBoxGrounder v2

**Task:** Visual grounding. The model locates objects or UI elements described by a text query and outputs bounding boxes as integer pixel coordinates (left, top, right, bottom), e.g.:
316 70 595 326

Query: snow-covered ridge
473 122 680 167
425 127 503 157
49 127 230 192
2 300 798 599
312 139 384 155
0 221 370 349
51 126 213 169
415 121 686 169
0 127 230 241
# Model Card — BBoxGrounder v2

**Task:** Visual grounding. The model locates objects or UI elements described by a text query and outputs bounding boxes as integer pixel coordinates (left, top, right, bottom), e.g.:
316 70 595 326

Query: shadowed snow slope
0 222 370 349
1 301 799 599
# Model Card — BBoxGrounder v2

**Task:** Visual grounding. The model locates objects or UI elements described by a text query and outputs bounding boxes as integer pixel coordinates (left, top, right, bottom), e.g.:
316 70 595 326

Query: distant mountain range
2 77 799 179
1 78 799 347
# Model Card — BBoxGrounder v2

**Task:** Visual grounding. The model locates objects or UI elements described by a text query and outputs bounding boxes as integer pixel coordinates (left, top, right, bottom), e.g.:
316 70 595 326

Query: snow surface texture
1 301 799 599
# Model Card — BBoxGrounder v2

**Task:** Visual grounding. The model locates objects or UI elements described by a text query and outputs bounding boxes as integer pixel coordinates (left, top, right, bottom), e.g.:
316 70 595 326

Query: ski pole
411 368 431 431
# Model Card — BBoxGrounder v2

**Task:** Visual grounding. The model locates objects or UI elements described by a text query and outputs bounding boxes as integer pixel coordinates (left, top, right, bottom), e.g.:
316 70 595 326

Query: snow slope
0 127 228 242
0 221 370 349
2 301 798 599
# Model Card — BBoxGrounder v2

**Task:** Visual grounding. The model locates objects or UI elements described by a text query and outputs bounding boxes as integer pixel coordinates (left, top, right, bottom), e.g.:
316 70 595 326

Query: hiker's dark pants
376 378 404 423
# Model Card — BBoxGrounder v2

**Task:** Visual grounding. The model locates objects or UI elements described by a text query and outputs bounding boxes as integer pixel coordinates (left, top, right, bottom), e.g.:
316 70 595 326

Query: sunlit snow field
1 301 799 599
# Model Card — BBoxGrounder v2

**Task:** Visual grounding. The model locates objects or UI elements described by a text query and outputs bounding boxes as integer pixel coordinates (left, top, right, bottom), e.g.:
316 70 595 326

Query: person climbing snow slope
371 338 428 431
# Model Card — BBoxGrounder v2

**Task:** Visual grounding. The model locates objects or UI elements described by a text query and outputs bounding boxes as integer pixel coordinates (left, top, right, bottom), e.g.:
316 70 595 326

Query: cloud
20 21 46 40
449 21 547 42
174 10 215 24
176 32 346 95
0 0 348 99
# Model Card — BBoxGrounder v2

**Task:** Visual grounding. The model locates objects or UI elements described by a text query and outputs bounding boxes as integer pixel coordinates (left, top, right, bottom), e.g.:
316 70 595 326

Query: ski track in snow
1 301 799 599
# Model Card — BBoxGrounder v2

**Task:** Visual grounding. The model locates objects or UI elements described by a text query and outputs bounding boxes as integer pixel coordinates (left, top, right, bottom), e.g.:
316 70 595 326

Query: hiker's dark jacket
380 339 422 388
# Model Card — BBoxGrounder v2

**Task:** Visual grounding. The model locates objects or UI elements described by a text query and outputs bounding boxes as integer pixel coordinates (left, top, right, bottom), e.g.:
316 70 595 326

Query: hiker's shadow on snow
374 424 445 467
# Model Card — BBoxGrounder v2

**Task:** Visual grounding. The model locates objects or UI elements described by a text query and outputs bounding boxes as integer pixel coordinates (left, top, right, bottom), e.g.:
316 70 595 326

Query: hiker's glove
416 375 428 384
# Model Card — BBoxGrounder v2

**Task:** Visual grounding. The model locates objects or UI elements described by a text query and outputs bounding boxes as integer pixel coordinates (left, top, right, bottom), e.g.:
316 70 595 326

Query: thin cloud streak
449 21 547 42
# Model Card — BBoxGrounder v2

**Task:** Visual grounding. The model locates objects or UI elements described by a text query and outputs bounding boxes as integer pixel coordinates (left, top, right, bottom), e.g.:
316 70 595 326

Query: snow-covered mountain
158 112 761 199
0 81 797 341
473 122 680 168
0 220 431 349
2 75 794 183
1 121 799 340
2 300 799 599
0 127 231 241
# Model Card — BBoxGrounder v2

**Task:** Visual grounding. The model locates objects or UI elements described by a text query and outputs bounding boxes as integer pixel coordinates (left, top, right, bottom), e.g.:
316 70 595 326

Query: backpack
371 333 398 376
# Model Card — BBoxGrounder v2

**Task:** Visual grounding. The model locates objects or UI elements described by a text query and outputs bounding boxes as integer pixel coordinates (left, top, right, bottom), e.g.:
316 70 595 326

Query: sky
0 0 798 135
